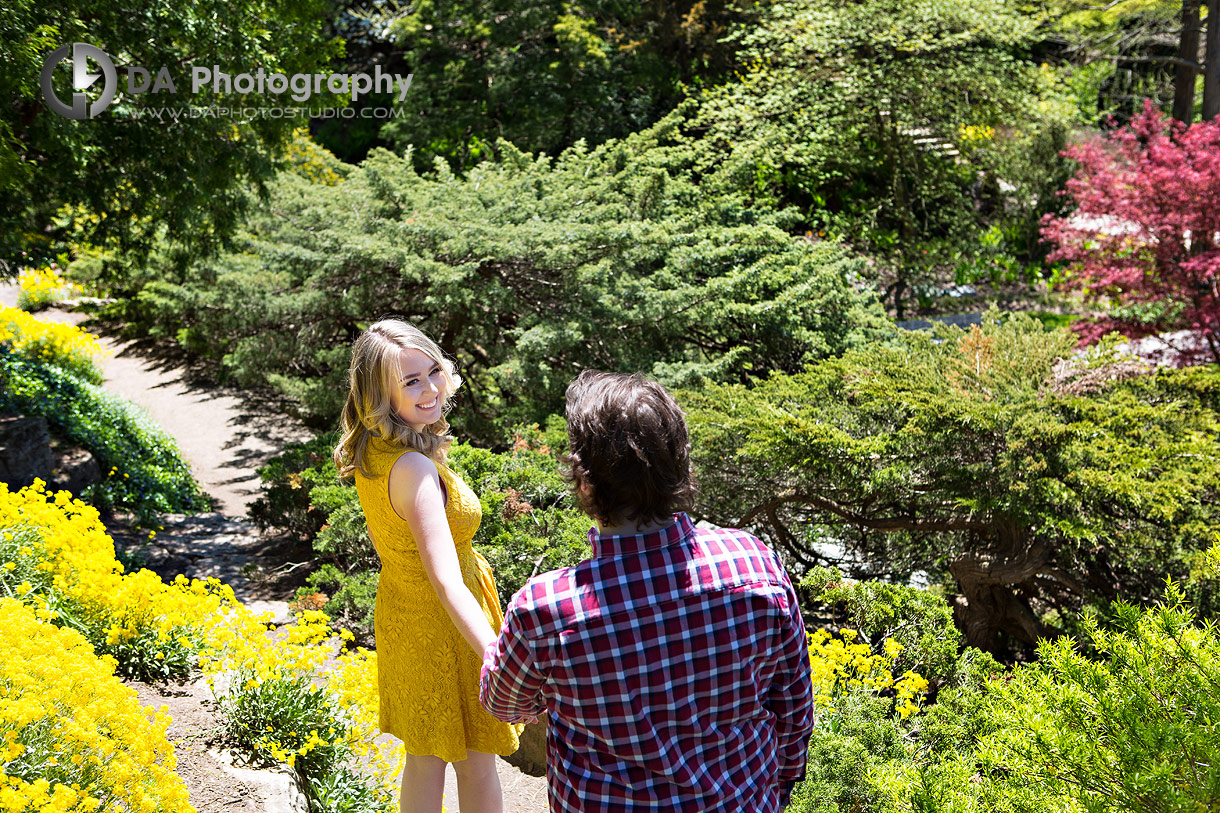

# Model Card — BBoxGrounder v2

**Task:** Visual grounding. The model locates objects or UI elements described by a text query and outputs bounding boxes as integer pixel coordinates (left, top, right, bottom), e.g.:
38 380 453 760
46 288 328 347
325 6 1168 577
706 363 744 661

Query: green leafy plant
2 1 341 261
0 348 207 522
218 670 353 793
878 586 1220 813
981 586 1220 811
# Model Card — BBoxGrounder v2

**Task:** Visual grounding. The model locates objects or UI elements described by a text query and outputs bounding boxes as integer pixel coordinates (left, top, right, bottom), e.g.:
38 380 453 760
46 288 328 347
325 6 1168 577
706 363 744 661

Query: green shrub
912 646 1004 759
683 313 1220 656
788 731 891 813
977 587 1220 812
784 568 1015 813
0 349 207 522
805 567 962 686
1187 533 1220 620
448 437 591 607
313 498 377 572
249 431 341 539
104 118 890 440
868 586 1220 813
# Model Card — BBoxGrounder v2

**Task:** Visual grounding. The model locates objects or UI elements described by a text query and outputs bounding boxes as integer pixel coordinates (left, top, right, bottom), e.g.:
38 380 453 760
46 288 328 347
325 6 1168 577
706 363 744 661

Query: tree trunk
877 110 916 321
1174 0 1202 123
949 532 1048 655
1205 0 1220 121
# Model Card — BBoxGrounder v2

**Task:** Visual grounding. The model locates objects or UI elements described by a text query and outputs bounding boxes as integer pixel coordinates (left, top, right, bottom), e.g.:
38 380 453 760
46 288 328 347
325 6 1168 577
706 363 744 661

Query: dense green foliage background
109 125 890 438
0 0 342 262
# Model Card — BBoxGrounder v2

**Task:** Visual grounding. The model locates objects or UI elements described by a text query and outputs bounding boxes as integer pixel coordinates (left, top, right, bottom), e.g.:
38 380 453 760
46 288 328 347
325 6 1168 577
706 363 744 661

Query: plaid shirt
480 513 814 812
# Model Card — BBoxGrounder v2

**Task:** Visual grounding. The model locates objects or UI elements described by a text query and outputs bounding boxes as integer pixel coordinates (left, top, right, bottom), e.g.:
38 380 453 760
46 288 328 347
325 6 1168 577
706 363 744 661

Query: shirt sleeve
767 569 815 789
479 590 547 723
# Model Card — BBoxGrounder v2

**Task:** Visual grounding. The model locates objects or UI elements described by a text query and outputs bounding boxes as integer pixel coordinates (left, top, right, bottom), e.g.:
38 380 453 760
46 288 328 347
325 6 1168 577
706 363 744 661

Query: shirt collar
589 512 695 557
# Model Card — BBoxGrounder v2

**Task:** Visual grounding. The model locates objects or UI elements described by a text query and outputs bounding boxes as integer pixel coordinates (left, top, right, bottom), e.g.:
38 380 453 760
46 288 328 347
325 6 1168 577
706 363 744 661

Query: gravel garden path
1 284 550 813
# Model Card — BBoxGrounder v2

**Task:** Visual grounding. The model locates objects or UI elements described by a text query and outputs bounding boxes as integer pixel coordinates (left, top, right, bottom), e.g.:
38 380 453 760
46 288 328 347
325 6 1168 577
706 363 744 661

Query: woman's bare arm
387 450 498 655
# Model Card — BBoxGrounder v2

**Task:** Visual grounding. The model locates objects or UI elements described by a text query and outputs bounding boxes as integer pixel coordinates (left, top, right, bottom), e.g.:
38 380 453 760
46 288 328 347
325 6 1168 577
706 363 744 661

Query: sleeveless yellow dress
353 437 521 762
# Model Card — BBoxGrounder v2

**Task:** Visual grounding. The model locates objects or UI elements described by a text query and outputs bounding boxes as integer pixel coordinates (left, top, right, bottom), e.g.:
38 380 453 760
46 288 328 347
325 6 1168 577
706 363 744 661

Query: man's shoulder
689 524 792 590
505 562 591 630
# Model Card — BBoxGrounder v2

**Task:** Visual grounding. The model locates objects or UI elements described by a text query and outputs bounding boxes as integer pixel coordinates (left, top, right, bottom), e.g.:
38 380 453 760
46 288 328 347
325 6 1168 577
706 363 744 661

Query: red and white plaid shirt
480 513 814 812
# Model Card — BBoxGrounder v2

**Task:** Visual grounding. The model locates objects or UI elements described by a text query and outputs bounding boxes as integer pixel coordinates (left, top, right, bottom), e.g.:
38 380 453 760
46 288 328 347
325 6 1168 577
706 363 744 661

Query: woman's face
390 347 447 431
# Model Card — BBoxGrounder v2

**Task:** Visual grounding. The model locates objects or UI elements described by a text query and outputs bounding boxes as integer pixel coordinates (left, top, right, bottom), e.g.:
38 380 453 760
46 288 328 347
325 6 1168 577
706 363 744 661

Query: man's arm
766 572 815 805
479 588 547 723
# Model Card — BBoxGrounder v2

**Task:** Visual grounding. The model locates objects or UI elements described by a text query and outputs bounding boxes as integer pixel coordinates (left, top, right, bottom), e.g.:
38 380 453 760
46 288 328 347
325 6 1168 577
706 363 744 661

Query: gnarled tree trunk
949 527 1048 654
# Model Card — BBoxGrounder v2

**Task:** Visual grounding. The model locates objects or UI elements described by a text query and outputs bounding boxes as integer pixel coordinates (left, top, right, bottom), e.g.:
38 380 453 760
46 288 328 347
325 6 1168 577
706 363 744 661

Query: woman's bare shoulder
389 448 438 482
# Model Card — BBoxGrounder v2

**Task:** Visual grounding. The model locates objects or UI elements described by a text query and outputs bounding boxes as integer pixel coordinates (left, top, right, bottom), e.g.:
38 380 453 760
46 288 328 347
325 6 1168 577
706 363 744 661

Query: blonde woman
334 319 519 813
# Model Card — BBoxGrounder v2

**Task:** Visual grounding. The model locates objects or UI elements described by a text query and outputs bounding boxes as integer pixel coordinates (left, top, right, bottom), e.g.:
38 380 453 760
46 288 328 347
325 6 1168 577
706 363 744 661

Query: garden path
1 284 550 813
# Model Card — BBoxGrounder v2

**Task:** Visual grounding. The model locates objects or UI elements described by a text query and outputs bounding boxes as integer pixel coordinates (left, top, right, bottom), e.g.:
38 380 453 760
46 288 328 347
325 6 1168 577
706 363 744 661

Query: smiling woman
390 348 447 431
332 319 520 813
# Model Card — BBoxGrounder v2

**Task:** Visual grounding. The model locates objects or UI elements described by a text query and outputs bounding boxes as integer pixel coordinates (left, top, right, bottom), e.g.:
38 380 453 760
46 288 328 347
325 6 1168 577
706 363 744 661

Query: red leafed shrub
1042 102 1220 365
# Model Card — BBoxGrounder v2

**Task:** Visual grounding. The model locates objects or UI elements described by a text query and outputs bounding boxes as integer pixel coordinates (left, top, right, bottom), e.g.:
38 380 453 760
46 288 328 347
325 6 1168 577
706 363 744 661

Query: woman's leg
452 750 503 813
400 753 447 813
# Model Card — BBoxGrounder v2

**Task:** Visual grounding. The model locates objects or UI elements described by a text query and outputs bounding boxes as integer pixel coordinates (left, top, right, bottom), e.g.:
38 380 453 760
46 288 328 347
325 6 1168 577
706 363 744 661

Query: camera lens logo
41 43 118 120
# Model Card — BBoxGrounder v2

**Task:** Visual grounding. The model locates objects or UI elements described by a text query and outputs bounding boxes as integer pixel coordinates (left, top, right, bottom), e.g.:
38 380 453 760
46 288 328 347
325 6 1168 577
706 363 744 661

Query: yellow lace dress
353 437 521 762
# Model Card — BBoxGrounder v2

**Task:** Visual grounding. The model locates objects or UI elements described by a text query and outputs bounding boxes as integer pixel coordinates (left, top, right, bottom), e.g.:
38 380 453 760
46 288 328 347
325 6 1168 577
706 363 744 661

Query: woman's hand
388 450 498 654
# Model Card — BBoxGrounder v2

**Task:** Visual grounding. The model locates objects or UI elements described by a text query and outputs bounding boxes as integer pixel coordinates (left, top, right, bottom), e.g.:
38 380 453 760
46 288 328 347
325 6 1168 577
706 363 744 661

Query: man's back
481 513 814 812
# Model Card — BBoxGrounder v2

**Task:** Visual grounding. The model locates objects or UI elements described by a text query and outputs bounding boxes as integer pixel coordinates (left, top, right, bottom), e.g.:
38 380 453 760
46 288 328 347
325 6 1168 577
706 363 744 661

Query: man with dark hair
480 371 814 812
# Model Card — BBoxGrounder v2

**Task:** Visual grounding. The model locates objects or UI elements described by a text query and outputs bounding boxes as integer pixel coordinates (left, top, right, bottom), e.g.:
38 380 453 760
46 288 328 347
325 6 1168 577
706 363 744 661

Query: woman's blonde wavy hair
333 319 462 479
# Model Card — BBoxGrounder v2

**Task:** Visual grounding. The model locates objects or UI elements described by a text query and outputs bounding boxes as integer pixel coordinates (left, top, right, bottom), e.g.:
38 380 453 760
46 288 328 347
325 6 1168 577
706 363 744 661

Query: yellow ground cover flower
15 265 82 313
808 627 929 719
201 603 400 799
0 305 105 383
0 482 233 680
327 646 402 795
1 483 396 806
0 598 192 813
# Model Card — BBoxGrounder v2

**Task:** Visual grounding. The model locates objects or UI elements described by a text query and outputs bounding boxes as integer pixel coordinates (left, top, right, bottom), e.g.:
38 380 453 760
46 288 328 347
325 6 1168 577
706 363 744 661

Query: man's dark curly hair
561 370 697 528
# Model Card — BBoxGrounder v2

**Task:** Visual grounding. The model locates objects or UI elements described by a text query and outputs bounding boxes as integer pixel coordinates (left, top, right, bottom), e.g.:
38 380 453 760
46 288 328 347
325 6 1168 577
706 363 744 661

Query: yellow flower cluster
0 481 229 672
0 305 105 383
808 628 930 720
0 597 192 813
956 123 996 146
201 603 400 793
0 481 398 806
326 646 402 794
15 265 81 312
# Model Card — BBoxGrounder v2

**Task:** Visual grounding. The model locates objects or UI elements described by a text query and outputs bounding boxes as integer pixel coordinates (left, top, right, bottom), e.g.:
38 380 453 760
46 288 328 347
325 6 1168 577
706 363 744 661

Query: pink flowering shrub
1042 102 1220 365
